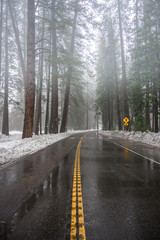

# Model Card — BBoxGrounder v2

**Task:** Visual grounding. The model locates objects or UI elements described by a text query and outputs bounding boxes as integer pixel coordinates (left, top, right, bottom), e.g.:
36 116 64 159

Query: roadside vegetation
96 0 160 133
0 0 160 138
0 0 96 138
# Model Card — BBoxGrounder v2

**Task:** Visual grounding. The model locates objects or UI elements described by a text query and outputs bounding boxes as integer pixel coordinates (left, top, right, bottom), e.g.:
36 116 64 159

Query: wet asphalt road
1 131 160 240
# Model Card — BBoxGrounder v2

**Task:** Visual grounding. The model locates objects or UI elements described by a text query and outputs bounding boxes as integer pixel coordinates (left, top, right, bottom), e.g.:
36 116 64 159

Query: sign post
123 117 129 130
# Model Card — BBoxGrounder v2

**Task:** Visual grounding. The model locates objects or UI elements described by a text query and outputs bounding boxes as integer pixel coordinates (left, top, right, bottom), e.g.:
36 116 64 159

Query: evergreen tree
23 0 35 138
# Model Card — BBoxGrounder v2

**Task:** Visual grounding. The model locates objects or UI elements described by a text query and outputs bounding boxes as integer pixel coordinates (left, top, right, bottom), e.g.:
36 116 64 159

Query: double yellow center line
70 138 86 240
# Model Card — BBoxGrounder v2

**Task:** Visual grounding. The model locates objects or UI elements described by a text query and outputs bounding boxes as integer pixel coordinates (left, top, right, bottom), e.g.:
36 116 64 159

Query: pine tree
23 0 35 138
117 0 130 127
2 2 9 135
0 0 3 86
49 0 58 134
60 0 79 132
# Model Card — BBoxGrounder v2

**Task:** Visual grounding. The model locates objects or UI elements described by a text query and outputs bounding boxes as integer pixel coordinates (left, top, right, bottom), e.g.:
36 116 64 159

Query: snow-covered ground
1 130 159 166
99 130 160 148
0 130 91 165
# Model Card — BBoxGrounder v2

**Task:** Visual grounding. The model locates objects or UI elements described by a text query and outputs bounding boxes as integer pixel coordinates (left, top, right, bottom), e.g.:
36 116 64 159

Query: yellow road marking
70 139 86 240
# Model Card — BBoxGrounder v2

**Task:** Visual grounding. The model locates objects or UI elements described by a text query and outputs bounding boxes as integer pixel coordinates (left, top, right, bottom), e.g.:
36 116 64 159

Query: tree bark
23 0 27 74
107 88 111 130
154 90 158 132
60 0 79 132
143 0 150 129
117 0 130 126
35 6 45 135
49 0 58 134
45 57 51 134
60 68 71 132
110 91 113 130
110 16 122 130
0 0 3 85
159 89 160 130
145 83 150 128
102 109 108 130
2 2 9 135
86 82 89 129
152 98 155 132
22 0 35 139
154 16 159 133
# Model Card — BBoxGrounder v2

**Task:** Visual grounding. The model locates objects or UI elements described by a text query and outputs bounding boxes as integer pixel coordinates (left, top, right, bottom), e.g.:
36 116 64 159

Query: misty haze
0 0 160 239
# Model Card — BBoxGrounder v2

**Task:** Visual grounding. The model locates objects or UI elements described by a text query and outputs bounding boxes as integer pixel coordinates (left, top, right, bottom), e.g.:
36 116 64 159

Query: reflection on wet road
0 132 160 240
81 133 160 240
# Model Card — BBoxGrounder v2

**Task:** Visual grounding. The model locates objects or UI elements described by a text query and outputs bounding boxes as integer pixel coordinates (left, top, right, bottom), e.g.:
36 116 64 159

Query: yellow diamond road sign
123 117 129 126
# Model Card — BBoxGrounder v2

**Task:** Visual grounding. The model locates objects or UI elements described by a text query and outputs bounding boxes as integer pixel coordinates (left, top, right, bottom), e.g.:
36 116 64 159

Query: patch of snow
10 131 22 135
0 130 92 165
68 129 95 133
99 130 160 148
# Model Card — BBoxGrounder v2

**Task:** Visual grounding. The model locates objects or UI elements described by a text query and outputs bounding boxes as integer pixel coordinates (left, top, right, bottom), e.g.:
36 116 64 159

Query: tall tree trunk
107 89 111 130
110 91 113 129
154 15 159 133
45 33 51 134
159 89 160 130
2 2 9 135
143 0 153 129
8 0 26 87
110 16 122 130
86 81 89 129
143 0 150 129
145 83 150 127
117 0 130 126
45 57 51 134
23 0 27 71
158 74 160 131
34 57 40 134
154 89 158 132
49 0 58 134
0 0 3 85
102 112 104 129
152 82 155 132
22 0 35 139
102 109 108 130
60 0 79 133
113 54 122 130
133 0 144 131
96 115 99 130
60 68 71 132
35 7 45 135
152 99 155 132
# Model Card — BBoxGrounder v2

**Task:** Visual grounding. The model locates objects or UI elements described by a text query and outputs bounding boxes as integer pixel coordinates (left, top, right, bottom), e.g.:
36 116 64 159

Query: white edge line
105 137 160 166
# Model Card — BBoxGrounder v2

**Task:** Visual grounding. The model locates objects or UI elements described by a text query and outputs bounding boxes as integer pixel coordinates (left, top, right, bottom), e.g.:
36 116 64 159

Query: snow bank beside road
0 130 91 165
99 130 160 148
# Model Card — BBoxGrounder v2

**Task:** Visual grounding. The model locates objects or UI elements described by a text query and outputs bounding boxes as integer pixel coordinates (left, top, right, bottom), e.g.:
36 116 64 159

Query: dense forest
0 0 160 138
96 0 160 133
